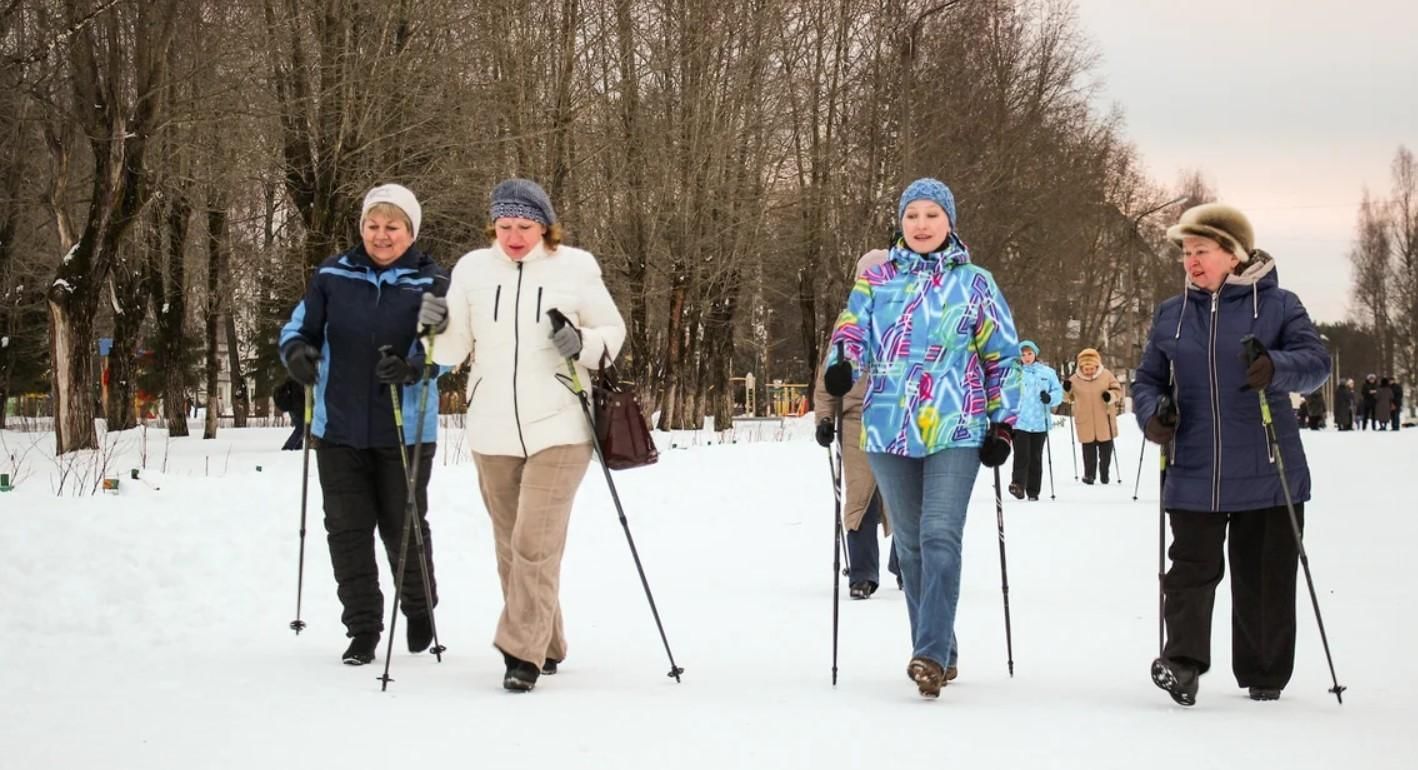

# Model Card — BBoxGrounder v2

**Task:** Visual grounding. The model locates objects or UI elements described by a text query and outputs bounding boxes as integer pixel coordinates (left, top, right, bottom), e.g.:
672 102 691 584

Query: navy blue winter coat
280 245 446 449
1132 256 1330 513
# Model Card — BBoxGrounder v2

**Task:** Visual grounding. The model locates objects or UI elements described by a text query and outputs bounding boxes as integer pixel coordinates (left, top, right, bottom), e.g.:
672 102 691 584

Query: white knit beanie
361 184 422 241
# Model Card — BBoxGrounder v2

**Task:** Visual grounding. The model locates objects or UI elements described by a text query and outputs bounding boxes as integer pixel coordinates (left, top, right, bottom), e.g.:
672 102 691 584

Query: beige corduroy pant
473 442 593 667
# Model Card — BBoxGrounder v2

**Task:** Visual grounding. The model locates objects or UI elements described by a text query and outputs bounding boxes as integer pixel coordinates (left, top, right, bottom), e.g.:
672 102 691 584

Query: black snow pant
1010 430 1047 498
1162 504 1303 690
315 442 438 638
282 415 305 451
846 491 899 586
1081 440 1113 483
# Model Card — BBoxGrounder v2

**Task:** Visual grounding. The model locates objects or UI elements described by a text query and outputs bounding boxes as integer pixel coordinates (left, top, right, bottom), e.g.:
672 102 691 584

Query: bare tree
1349 191 1395 373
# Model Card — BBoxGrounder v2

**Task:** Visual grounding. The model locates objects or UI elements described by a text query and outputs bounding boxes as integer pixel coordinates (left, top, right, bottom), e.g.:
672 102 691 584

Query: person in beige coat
814 250 898 599
420 178 626 692
1065 347 1122 484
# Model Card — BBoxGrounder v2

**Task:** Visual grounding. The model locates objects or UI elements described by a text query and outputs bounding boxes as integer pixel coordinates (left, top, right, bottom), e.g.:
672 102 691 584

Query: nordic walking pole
378 337 446 691
1242 335 1346 704
1044 422 1056 500
1132 433 1147 500
1158 441 1168 658
1063 367 1078 480
992 465 1015 676
548 309 683 682
1112 436 1124 485
290 385 314 635
827 342 847 685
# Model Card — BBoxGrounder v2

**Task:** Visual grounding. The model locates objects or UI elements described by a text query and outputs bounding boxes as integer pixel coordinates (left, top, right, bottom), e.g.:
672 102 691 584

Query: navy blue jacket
280 245 446 449
1132 258 1330 513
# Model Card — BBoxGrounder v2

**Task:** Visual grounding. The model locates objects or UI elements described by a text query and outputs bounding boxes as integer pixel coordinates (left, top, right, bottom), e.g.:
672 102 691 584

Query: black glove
823 360 854 398
376 346 420 384
1144 395 1178 445
1062 380 1072 392
1039 390 1051 404
1102 391 1112 403
1244 355 1274 391
283 340 321 386
815 418 834 448
978 423 1013 467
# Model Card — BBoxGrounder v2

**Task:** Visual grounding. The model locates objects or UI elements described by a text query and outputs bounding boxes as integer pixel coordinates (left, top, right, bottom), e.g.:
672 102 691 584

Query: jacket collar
341 244 428 273
492 241 552 265
888 233 971 274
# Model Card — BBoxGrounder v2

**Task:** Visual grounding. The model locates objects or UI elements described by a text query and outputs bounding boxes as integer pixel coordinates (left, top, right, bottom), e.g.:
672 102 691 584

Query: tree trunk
224 311 248 427
151 191 191 437
105 267 146 430
47 298 97 453
202 195 229 440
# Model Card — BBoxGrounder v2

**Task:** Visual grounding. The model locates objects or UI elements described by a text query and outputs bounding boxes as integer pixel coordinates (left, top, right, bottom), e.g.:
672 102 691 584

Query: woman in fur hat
1064 348 1122 485
821 177 1019 698
1132 202 1330 706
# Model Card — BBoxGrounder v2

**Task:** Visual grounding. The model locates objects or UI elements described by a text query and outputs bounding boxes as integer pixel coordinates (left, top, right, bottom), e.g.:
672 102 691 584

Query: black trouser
282 415 305 451
1162 504 1303 690
1392 409 1401 431
1010 430 1047 498
315 442 438 637
1081 440 1113 483
846 491 899 585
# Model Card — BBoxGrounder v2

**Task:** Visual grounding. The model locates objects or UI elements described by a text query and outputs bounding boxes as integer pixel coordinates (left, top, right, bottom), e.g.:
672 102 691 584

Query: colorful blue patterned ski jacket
826 237 1019 457
1010 361 1063 434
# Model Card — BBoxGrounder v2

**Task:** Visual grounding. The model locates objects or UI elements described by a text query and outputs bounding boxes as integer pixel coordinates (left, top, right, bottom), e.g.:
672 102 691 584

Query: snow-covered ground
2 418 1414 769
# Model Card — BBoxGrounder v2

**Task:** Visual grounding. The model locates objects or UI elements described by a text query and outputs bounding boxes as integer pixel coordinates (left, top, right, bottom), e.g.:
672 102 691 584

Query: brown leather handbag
591 350 659 470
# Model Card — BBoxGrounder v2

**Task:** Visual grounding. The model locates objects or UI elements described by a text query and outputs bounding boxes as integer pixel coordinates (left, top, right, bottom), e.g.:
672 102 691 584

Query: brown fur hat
1166 203 1255 262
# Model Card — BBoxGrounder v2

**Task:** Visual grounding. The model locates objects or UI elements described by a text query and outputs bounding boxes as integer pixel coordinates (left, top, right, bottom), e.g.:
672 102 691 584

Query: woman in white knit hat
279 183 447 666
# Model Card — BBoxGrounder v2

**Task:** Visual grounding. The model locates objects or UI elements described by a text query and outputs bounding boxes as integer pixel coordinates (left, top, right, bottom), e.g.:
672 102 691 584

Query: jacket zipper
493 285 501 321
512 263 529 458
1207 291 1222 511
536 286 543 320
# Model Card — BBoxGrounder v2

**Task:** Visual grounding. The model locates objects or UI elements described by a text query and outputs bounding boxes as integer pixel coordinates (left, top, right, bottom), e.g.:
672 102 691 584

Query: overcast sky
1072 0 1418 323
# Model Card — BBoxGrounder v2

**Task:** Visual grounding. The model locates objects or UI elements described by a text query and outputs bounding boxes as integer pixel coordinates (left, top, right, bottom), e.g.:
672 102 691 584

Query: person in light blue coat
1008 340 1062 500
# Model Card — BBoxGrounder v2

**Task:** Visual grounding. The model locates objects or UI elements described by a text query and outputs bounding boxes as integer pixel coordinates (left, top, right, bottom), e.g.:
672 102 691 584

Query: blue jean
847 491 900 585
868 448 979 668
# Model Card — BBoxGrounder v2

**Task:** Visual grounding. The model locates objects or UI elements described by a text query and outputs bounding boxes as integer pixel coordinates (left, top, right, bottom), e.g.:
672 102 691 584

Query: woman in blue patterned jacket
1008 340 1063 501
1133 203 1329 707
822 178 1019 698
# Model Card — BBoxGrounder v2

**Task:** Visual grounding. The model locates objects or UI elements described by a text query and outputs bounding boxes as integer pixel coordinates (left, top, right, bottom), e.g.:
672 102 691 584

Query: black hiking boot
541 658 561 676
1151 657 1199 707
342 633 379 666
1082 476 1095 485
1008 482 1025 500
406 614 433 654
1248 687 1282 701
849 581 878 600
501 650 540 692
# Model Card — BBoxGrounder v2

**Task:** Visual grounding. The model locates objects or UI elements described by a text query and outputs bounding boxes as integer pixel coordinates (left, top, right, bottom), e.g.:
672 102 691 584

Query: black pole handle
547 307 570 332
1241 334 1266 365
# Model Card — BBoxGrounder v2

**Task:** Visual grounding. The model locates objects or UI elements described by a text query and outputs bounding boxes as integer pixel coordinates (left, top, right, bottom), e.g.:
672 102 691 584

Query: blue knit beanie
898 177 957 227
1019 340 1039 356
490 178 556 227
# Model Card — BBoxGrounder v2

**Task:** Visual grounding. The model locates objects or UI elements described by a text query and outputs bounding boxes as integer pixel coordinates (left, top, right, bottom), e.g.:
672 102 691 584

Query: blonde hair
484 220 564 249
363 202 413 233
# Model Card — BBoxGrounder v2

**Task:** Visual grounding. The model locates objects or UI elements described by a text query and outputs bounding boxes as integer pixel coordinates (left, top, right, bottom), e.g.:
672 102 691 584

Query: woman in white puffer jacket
420 178 626 692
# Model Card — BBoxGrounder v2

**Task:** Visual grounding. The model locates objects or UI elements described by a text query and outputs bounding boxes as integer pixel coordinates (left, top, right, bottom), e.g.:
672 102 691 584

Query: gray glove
418 292 449 333
546 308 582 359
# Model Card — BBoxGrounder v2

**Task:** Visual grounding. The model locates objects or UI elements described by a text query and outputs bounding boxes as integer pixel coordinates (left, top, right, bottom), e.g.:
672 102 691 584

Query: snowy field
1 417 1415 769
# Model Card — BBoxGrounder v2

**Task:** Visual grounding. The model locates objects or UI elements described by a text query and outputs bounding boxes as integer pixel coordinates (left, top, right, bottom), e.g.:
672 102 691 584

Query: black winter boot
501 650 540 692
406 614 433 653
1151 657 1199 707
342 633 379 666
541 658 561 676
1248 687 1282 701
